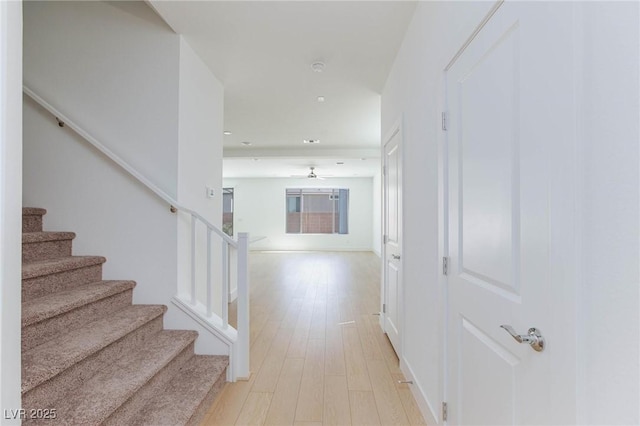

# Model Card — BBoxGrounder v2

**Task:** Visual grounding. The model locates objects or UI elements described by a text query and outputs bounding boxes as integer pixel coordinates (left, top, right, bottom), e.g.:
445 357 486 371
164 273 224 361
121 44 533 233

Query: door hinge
382 303 386 314
382 165 386 176
442 256 449 275
441 112 448 131
383 234 388 244
442 402 448 421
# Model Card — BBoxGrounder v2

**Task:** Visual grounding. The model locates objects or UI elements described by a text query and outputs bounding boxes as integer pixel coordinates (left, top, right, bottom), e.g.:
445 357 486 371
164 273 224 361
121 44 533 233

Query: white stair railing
23 85 250 380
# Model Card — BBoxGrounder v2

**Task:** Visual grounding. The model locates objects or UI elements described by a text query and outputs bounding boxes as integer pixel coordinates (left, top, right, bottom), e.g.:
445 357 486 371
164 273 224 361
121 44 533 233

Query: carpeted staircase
21 207 228 425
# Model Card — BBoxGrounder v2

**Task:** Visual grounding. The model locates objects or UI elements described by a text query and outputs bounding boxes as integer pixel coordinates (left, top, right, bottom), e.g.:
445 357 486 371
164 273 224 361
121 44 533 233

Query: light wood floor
201 251 426 426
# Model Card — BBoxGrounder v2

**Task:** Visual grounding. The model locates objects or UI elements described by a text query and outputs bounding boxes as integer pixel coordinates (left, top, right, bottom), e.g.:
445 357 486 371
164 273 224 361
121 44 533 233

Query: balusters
184 215 249 380
206 227 212 317
221 241 229 329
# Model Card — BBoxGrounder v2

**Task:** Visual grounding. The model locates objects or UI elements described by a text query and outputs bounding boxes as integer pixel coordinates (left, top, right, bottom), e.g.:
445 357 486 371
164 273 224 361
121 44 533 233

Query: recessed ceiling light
241 141 252 146
252 158 260 161
303 139 320 144
223 131 232 135
317 96 325 103
336 161 344 165
360 158 367 161
311 62 325 72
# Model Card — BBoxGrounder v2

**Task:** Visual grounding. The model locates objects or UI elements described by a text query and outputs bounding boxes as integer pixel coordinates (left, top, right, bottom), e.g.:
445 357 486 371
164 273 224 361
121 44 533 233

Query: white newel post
221 241 229 329
190 214 196 304
235 232 250 379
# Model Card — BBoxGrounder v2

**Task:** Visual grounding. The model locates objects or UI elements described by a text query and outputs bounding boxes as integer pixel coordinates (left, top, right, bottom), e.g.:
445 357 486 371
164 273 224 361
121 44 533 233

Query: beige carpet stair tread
22 280 136 327
20 206 228 424
22 256 106 279
23 208 47 232
22 207 47 216
34 330 198 426
22 231 76 243
132 355 229 426
22 304 166 393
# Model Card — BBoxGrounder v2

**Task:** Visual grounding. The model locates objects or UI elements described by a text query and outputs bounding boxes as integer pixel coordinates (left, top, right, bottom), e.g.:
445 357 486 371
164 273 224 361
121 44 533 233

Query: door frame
439 3 504 421
439 76 450 426
0 0 24 416
380 118 403 353
440 1 580 422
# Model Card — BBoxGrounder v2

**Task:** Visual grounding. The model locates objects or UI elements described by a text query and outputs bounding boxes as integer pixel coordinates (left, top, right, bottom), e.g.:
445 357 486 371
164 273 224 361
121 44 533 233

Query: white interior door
445 2 575 424
383 125 402 355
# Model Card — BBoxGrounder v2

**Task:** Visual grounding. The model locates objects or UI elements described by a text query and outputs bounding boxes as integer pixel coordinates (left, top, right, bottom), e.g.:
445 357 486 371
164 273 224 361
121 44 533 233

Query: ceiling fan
291 166 330 180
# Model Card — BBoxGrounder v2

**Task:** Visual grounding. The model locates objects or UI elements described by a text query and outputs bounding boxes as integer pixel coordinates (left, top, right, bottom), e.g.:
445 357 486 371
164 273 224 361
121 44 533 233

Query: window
286 188 349 234
222 188 234 236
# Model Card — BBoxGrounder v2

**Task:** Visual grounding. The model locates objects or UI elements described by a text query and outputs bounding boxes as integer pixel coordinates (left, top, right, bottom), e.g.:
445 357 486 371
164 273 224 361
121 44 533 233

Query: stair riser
22 316 163 411
22 239 73 262
186 367 228 426
22 290 134 352
23 215 43 233
103 344 196 426
23 265 103 302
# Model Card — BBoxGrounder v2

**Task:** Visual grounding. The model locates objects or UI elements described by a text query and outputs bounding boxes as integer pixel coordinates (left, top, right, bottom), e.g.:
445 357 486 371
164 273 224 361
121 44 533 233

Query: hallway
202 252 426 425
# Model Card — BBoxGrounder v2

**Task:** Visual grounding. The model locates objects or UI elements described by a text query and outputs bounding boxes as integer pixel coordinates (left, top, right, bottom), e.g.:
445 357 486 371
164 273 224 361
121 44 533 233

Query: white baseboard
400 356 440 425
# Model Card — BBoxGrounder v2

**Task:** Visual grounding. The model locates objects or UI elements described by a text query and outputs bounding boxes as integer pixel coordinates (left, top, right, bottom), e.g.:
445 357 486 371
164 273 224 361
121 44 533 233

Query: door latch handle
500 325 545 352
392 254 401 260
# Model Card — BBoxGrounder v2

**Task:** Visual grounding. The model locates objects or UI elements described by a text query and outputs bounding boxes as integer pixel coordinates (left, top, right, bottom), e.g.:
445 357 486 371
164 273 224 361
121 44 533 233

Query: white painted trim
573 3 587 422
229 287 238 303
439 63 451 426
444 0 505 72
380 117 403 348
234 232 250 381
0 1 23 421
380 118 402 331
400 357 439 425
172 294 247 382
171 296 237 345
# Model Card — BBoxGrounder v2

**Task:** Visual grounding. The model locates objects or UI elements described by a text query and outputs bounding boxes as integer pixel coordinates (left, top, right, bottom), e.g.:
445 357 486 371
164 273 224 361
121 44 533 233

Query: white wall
173 36 226 323
23 2 231 356
177 37 223 227
383 1 639 424
23 0 180 307
577 2 639 423
23 98 179 305
223 177 374 252
0 1 22 421
23 1 180 197
372 170 382 257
